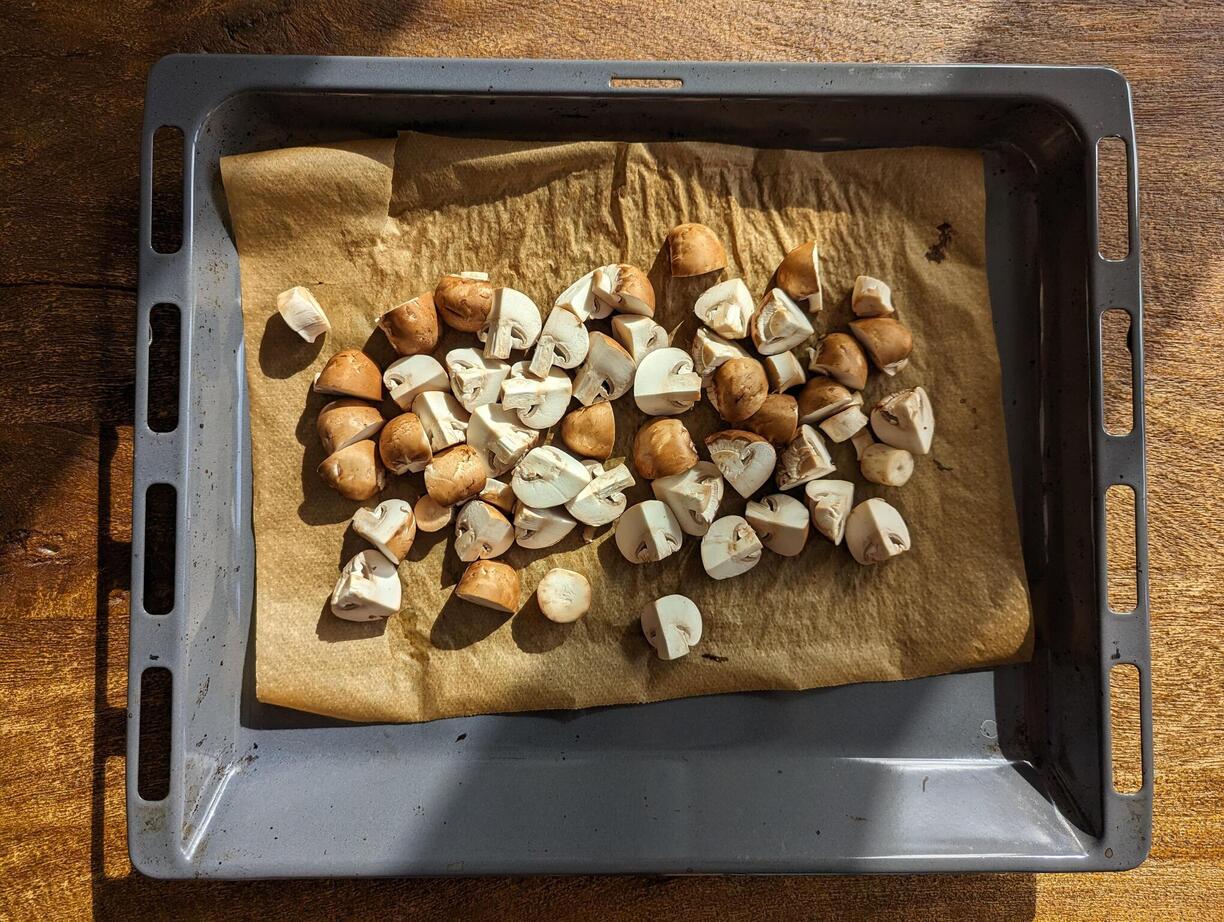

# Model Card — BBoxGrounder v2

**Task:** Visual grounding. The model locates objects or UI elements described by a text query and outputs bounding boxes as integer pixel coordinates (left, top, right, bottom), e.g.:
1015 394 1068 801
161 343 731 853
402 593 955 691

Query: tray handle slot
608 75 684 90
1095 136 1130 261
136 667 174 801
1104 484 1137 614
150 125 185 255
137 482 178 616
1108 663 1143 794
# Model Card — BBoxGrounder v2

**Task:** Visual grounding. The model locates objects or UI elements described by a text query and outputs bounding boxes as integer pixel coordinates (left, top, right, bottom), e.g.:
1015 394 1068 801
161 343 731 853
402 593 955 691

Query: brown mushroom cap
318 440 384 501
314 350 382 401
317 399 385 456
744 393 799 445
849 317 914 370
775 240 821 301
414 494 453 532
378 292 439 356
633 418 699 480
810 334 868 391
378 412 433 475
455 559 520 613
560 402 616 460
709 357 769 423
797 376 856 423
423 444 488 507
612 264 656 316
667 223 727 277
434 275 494 332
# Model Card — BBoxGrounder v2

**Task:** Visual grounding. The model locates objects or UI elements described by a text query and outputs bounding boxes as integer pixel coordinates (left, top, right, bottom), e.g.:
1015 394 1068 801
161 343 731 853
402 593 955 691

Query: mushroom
351 499 417 564
529 305 590 377
860 443 914 487
763 351 805 392
690 326 750 381
615 500 683 563
330 550 400 622
384 354 448 410
318 440 384 501
804 480 854 545
414 494 453 533
640 595 703 660
870 387 934 454
808 334 868 391
819 405 869 443
797 376 857 424
412 390 470 451
744 394 799 445
694 278 753 339
566 462 635 526
612 314 669 365
845 498 911 565
317 399 384 456
633 418 699 480
480 287 542 360
458 271 489 281
775 425 835 491
850 428 875 461
511 446 592 508
593 264 656 317
377 292 438 356
667 223 726 277
478 477 516 514
455 560 520 612
852 275 895 317
704 429 775 497
423 444 488 507
775 240 824 313
514 503 578 549
276 286 330 342
313 349 381 401
572 332 636 406
378 411 432 474
453 500 515 562
700 515 763 579
850 317 913 376
467 403 538 476
536 568 591 623
633 347 703 416
745 493 810 557
555 269 600 322
751 288 815 356
557 402 614 461
651 461 724 537
444 347 510 412
708 357 768 423
500 363 572 429
434 273 493 332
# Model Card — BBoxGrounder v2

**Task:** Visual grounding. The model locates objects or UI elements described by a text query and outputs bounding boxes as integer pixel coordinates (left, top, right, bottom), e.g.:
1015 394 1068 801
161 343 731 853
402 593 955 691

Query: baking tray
129 56 1151 876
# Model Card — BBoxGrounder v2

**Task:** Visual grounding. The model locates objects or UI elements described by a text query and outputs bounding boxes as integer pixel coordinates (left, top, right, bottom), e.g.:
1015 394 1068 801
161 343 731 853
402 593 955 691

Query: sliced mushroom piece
423 444 488 507
804 480 855 545
764 351 805 392
694 278 754 339
633 347 702 416
640 595 702 660
572 332 636 406
708 356 769 423
277 286 330 342
850 428 875 461
852 275 895 317
745 493 810 557
467 403 538 476
667 223 727 277
704 429 776 498
555 269 600 322
797 376 857 424
700 515 764 579
529 305 590 377
514 503 578 549
330 550 400 622
478 477 516 514
612 314 670 365
819 405 869 444
479 287 542 360
775 240 824 313
751 288 815 356
566 462 635 526
744 394 799 446
378 411 432 474
500 363 572 429
414 494 453 533
845 498 911 565
850 317 913 376
536 568 592 623
445 347 510 412
511 446 592 508
593 264 656 317
458 271 489 281
318 440 384 501
860 443 914 487
690 326 750 379
377 292 438 356
809 334 868 391
351 499 416 564
633 418 699 480
434 273 493 333
615 500 683 563
412 390 470 452
776 425 835 491
651 461 725 537
313 349 382 401
870 386 934 454
455 560 520 612
453 500 514 562
384 354 448 410
559 402 615 461
317 399 384 456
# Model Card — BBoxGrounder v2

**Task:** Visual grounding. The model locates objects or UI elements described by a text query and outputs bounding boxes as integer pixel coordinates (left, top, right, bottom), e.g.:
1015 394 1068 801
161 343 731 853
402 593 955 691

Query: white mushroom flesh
764 351 805 392
411 390 470 451
500 363 572 429
467 403 538 476
615 500 683 564
845 498 911 565
819 405 870 443
871 386 935 455
478 477 517 513
351 499 416 564
453 501 514 562
852 275 895 317
445 347 510 412
528 305 590 377
651 461 725 537
860 443 915 487
752 288 815 356
706 433 776 498
330 550 401 621
611 314 669 365
514 503 578 549
511 446 592 508
555 269 600 322
593 264 653 316
804 479 855 545
700 515 764 579
277 286 331 342
384 354 448 410
572 333 635 406
640 595 703 660
690 326 750 379
745 493 810 557
633 346 702 416
775 425 836 491
480 287 542 360
537 568 592 623
565 463 635 526
693 278 754 339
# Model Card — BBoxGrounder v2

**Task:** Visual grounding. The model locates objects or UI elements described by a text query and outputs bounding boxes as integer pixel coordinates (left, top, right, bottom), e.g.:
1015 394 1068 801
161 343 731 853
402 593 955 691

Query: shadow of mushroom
429 591 515 650
510 593 574 654
314 595 388 643
258 309 324 379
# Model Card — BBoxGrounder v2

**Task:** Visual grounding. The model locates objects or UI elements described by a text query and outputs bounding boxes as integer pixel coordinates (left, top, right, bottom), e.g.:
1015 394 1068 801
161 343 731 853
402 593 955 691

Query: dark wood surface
2 2 1221 918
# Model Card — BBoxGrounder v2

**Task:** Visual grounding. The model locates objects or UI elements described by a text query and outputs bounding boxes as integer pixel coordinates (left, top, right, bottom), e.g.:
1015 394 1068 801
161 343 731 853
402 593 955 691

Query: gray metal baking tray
129 56 1150 877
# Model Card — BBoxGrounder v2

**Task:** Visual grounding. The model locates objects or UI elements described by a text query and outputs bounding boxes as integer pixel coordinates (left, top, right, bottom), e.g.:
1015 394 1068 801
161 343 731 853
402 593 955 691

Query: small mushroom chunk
593 264 656 317
423 444 488 507
514 504 578 549
845 498 911 565
480 287 543 360
351 499 417 564
751 288 815 356
377 292 438 356
871 386 934 454
317 399 385 456
764 351 805 392
745 493 810 557
690 327 750 379
851 428 875 461
378 411 432 474
537 568 592 623
555 269 600 322
850 317 913 376
445 347 510 412
573 332 636 406
744 394 799 446
511 446 592 508
560 402 615 461
809 334 868 391
467 403 538 476
277 286 330 342
566 462 634 526
313 349 382 401
651 461 724 537
612 314 669 365
434 273 494 332
694 278 754 339
860 443 914 487
414 495 453 533
852 275 895 317
700 515 764 579
615 500 683 564
478 477 516 513
412 390 470 451
708 357 768 423
319 440 384 501
633 347 703 416
453 500 515 562
529 305 590 377
330 550 400 622
667 223 727 277
455 560 520 612
819 405 870 444
640 595 702 660
804 480 855 545
797 376 857 424
775 240 824 313
384 355 448 410
776 425 835 491
633 418 699 480
705 429 776 498
500 363 572 429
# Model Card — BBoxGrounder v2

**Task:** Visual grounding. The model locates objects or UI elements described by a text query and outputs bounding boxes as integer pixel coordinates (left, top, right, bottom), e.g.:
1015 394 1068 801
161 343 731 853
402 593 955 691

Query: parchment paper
220 132 1033 723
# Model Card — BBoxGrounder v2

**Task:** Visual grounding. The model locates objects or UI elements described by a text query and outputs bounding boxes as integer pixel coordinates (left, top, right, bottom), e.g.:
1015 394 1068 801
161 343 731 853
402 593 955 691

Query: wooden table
2 2 1220 918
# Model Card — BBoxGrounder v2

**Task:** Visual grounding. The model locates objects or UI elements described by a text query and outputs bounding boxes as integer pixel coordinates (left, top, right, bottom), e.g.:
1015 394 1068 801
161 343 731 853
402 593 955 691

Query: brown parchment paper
219 132 1033 724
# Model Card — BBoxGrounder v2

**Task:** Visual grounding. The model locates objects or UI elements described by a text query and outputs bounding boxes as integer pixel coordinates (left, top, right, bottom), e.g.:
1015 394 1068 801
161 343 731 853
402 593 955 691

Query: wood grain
1 1 1221 918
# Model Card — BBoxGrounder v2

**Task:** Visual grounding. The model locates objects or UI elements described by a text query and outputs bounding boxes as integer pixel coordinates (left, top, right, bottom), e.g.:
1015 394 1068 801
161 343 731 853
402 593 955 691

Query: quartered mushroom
751 288 815 356
413 494 453 533
478 477 516 514
573 332 636 406
434 273 494 332
423 444 488 508
555 268 601 322
318 440 384 501
277 286 330 342
764 351 805 392
745 493 810 557
808 334 868 391
378 411 432 474
700 515 764 579
694 278 754 339
633 347 702 416
744 393 799 445
851 427 875 461
804 479 855 545
351 499 417 564
377 292 438 356
480 287 542 360
455 560 520 612
633 418 699 480
870 386 935 455
384 354 448 410
514 503 578 549
704 429 775 497
593 264 656 317
845 498 911 565
775 425 836 490
500 362 572 429
615 500 683 564
467 403 538 476
411 390 470 452
690 326 750 380
819 404 870 443
559 402 615 461
536 568 592 623
330 550 401 622
612 314 669 365
775 240 824 313
640 595 703 660
667 223 727 277
317 399 384 456
453 500 515 562
651 461 725 537
529 305 589 377
797 376 858 424
850 317 913 376
511 446 592 508
566 462 635 526
708 356 769 423
860 443 914 487
445 347 510 412
313 349 382 402
852 275 895 317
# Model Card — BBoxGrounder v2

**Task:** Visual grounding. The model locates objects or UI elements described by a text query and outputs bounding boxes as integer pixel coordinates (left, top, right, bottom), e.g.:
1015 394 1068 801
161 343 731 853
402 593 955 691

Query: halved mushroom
378 411 432 474
455 559 520 612
633 418 699 480
317 399 384 456
745 494 810 557
612 314 669 365
593 264 656 317
414 494 453 533
764 351 805 392
651 461 724 537
573 332 636 406
668 223 726 277
871 386 934 454
412 390 470 452
313 349 382 401
453 500 514 562
704 429 776 497
845 498 911 565
500 362 572 429
384 354 448 410
850 317 913 376
330 550 400 622
514 503 578 549
566 462 635 526
690 327 750 380
480 287 542 360
776 425 835 491
775 240 823 313
615 500 683 563
633 347 703 416
537 568 592 623
423 444 488 507
860 443 914 487
852 275 895 317
850 428 875 461
529 305 590 377
700 515 763 579
434 273 493 332
351 499 416 564
467 403 538 476
640 595 702 660
318 440 384 501
808 334 868 391
511 446 592 508
744 394 799 445
797 376 857 424
819 405 869 444
559 402 615 461
751 288 815 356
277 286 330 342
804 479 855 545
555 269 600 322
444 348 510 413
694 278 753 339
377 292 438 356
478 477 516 514
708 356 769 423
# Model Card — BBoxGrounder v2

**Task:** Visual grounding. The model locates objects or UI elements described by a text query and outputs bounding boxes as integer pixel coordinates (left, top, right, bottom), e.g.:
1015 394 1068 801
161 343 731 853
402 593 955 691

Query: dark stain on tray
702 653 729 663
925 221 955 262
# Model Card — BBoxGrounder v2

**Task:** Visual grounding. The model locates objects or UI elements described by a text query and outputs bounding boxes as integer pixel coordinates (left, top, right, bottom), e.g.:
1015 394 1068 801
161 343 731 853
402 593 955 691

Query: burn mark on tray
701 652 729 663
925 222 955 263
